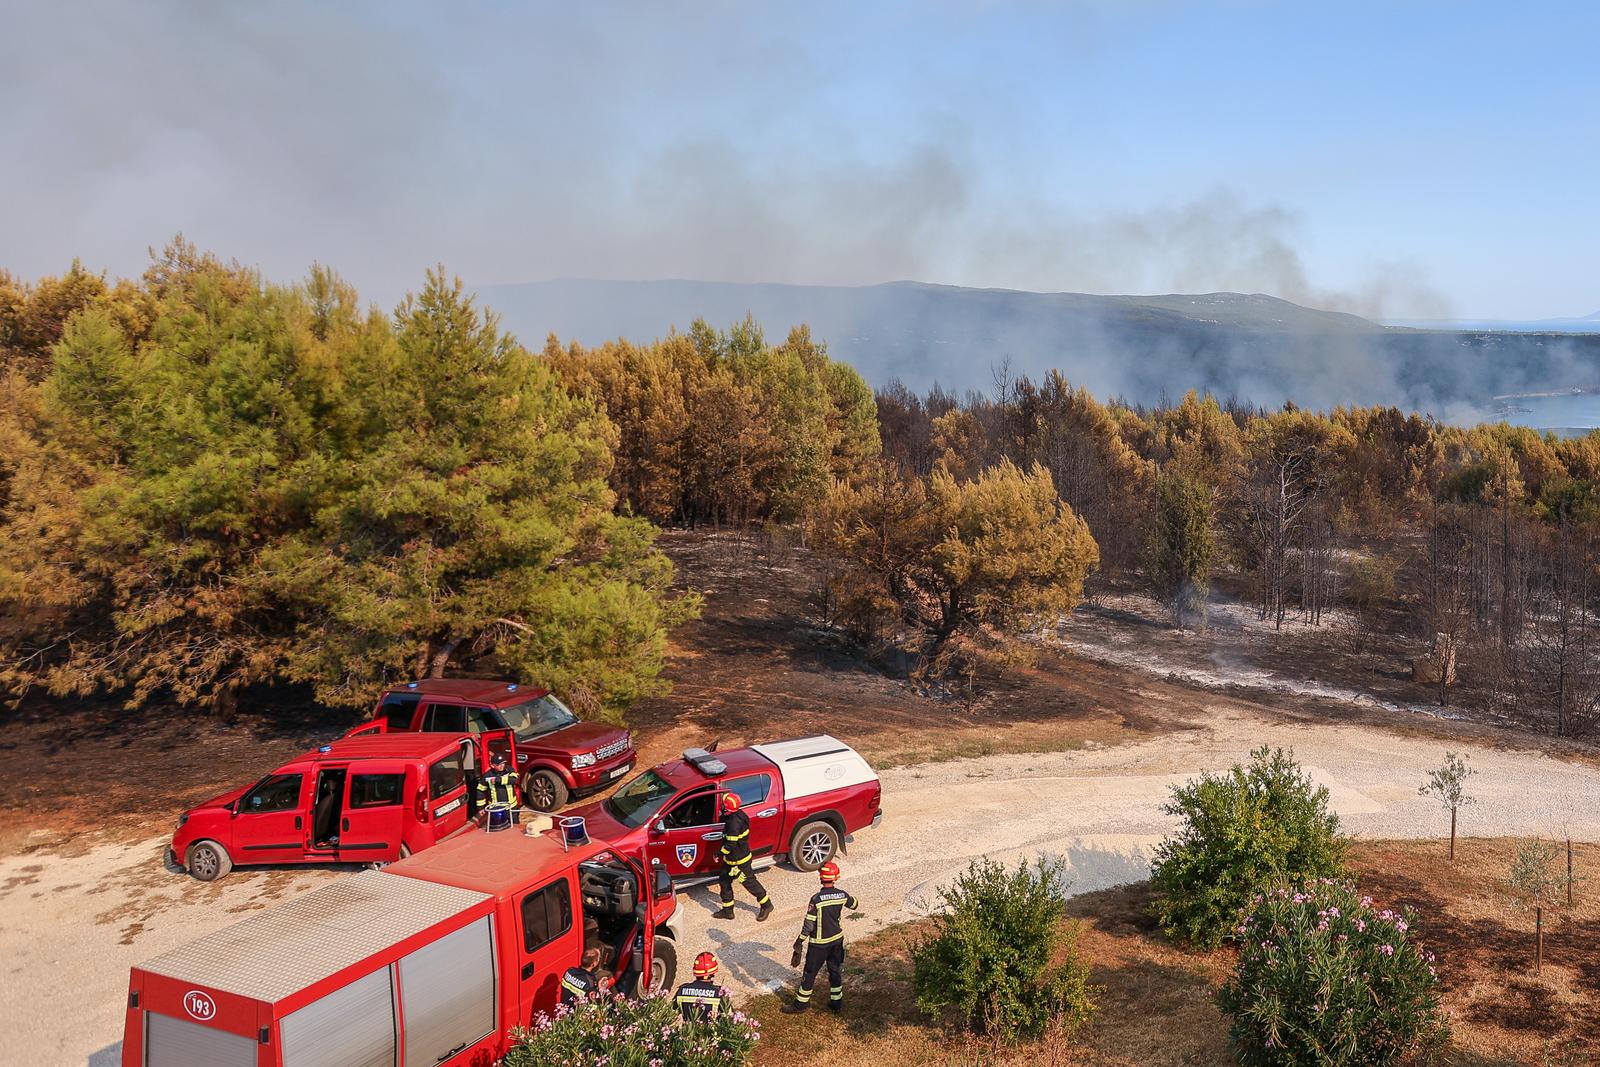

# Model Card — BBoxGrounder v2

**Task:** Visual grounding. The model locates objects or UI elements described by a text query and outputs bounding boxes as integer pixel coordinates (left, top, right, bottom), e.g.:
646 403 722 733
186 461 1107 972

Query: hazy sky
3 1 1595 319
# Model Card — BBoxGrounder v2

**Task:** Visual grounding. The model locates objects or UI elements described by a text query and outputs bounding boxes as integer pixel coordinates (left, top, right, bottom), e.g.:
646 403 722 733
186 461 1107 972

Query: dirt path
8 696 1596 1066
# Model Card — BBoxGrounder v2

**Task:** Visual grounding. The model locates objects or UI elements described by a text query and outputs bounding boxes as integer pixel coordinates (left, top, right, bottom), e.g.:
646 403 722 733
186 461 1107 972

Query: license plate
609 763 631 780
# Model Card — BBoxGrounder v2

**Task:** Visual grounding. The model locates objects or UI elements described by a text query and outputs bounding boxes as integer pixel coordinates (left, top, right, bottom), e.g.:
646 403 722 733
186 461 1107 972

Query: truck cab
344 679 635 812
168 734 475 881
574 735 883 883
124 830 681 1067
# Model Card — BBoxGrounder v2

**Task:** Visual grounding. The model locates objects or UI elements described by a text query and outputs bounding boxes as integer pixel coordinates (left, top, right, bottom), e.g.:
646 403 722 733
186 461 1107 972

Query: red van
168 734 477 881
124 827 683 1067
344 679 635 812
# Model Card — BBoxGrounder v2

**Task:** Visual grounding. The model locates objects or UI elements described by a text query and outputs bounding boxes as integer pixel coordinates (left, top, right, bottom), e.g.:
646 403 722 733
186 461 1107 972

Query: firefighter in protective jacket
674 951 732 1022
476 749 519 816
559 948 609 1005
782 860 858 1013
716 792 773 921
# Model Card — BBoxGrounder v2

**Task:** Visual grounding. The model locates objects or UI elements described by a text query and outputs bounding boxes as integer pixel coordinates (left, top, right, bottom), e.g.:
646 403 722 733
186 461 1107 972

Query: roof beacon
682 748 728 777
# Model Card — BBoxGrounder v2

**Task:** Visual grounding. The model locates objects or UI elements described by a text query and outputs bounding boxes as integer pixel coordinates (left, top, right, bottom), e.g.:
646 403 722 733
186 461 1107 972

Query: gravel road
4 699 1597 1065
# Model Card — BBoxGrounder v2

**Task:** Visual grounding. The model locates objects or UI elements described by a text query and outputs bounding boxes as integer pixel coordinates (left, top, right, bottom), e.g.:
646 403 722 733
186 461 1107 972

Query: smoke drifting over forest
482 278 1600 419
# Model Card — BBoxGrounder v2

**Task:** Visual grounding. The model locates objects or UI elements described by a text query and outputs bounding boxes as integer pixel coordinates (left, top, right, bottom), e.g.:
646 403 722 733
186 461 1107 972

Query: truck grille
596 736 630 761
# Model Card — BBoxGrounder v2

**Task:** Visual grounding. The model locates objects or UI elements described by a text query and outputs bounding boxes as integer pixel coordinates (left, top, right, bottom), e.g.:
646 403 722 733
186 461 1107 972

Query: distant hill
478 278 1600 416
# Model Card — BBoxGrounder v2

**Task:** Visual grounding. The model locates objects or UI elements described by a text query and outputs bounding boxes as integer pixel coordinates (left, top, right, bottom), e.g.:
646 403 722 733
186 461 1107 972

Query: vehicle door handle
294 817 302 830
521 962 535 980
701 832 723 841
342 818 349 832
756 808 778 818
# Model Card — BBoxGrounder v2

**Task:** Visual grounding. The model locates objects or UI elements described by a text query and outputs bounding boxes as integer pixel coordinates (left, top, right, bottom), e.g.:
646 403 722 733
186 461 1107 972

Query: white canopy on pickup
752 735 877 800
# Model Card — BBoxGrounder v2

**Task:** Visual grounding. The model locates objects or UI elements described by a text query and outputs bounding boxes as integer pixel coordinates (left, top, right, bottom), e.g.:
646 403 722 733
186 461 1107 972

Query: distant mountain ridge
478 278 1600 417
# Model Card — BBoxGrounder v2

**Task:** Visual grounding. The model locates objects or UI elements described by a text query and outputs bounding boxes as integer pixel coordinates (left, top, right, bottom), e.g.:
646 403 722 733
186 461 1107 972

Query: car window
240 773 303 814
350 773 405 808
665 790 717 829
520 877 573 953
429 752 465 799
724 774 772 807
380 692 420 731
603 770 678 828
497 695 578 741
423 704 467 733
465 706 500 736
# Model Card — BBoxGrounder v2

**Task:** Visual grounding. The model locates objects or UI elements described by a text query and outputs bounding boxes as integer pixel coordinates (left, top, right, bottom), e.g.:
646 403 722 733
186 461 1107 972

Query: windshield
603 770 678 828
497 694 579 741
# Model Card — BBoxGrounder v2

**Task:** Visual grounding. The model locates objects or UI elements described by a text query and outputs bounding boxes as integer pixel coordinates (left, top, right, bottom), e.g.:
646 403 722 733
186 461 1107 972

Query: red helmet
721 792 741 813
819 860 840 884
693 951 718 978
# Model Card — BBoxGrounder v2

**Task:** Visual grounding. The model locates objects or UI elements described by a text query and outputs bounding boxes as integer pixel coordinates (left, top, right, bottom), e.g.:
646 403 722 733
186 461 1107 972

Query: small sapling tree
1507 838 1563 974
1417 752 1476 860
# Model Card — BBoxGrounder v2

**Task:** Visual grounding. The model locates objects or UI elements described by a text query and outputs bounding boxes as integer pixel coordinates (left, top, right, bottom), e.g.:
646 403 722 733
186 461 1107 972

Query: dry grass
745 839 1600 1067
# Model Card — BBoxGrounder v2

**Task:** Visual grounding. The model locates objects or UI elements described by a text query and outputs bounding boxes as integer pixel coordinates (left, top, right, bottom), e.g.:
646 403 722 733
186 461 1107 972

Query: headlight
571 752 597 769
176 813 189 829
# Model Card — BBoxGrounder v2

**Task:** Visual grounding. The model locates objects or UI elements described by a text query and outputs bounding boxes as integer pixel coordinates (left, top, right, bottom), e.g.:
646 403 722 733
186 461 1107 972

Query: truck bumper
871 809 883 829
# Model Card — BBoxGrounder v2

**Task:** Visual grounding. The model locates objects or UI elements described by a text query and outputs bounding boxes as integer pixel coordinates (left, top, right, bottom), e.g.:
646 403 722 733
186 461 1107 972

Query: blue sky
2 1 1595 318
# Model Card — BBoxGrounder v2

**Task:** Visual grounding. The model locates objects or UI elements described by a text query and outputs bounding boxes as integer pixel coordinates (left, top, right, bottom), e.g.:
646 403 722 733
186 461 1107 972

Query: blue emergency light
318 745 332 753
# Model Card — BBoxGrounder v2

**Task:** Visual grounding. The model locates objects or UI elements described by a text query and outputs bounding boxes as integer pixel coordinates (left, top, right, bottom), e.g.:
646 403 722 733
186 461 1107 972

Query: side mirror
654 866 672 897
650 820 666 837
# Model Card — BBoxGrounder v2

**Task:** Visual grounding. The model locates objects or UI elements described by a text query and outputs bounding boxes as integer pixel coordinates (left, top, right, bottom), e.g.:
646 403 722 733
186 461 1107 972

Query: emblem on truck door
183 990 216 1021
676 844 697 865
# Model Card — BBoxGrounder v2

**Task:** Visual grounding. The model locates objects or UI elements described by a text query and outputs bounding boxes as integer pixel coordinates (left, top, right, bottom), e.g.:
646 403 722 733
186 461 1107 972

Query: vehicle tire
367 844 411 871
638 936 676 996
522 770 569 813
788 820 841 872
186 840 233 882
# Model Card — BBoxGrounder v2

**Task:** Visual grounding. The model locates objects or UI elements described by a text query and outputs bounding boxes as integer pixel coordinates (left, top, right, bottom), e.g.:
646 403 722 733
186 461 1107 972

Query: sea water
1475 392 1600 435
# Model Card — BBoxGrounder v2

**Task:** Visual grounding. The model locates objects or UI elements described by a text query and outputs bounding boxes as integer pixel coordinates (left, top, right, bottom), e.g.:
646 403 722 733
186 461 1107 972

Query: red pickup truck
344 679 635 811
573 735 883 882
168 733 475 881
125 825 682 1067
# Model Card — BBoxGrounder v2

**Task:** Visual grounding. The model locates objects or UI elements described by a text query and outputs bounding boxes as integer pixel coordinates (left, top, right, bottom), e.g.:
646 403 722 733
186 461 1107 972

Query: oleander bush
911 856 1098 1040
1217 879 1449 1066
502 989 760 1067
1152 746 1348 947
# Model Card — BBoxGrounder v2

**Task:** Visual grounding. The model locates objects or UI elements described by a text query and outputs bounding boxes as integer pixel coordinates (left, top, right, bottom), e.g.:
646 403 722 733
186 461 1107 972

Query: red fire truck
573 734 883 882
124 824 682 1067
168 733 478 881
344 679 636 811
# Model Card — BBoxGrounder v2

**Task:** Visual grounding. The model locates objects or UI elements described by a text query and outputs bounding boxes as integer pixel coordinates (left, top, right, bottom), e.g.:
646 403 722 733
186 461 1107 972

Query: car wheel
789 820 840 872
368 844 411 871
186 840 233 882
523 770 569 812
639 936 676 996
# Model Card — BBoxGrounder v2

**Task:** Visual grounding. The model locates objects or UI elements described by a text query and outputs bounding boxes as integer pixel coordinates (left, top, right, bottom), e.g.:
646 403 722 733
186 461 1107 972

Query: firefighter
674 951 731 1022
476 749 520 821
559 948 610 1006
782 860 857 1014
715 792 773 921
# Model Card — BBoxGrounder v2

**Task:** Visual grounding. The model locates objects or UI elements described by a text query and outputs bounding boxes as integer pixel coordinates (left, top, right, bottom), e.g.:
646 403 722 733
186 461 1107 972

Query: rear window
521 877 573 952
429 753 465 799
350 773 405 808
380 691 420 731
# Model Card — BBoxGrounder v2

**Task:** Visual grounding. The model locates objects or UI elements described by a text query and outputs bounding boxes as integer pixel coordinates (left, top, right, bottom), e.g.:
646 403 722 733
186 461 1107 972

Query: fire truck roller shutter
280 965 395 1067
144 1011 256 1067
399 915 497 1067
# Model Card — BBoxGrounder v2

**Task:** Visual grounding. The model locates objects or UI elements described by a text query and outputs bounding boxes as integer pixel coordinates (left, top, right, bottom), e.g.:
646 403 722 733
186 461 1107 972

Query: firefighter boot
828 998 842 1014
715 906 735 920
757 900 774 922
781 999 808 1014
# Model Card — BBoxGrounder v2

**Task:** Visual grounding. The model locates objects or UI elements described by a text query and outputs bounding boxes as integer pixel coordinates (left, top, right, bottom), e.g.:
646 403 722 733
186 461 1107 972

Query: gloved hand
790 939 804 968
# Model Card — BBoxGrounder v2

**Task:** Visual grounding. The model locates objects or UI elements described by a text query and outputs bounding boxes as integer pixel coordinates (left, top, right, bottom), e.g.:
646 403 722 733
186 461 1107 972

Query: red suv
345 679 635 811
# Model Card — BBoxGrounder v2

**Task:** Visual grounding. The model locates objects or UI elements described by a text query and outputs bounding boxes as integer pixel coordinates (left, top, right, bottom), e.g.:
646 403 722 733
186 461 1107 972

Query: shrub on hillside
501 990 760 1067
1217 879 1449 1065
1151 746 1347 948
911 856 1098 1040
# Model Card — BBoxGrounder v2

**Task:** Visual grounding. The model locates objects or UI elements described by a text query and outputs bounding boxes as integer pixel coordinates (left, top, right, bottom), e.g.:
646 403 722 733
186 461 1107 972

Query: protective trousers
795 941 845 1005
717 861 770 911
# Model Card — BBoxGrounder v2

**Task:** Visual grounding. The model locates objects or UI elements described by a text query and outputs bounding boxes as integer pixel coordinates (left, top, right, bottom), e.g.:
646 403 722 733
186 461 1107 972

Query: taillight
415 787 429 822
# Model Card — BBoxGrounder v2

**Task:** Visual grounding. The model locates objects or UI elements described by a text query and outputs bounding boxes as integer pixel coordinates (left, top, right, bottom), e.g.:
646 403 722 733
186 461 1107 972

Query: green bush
1151 746 1347 948
1217 879 1449 1065
502 989 760 1067
910 856 1098 1040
